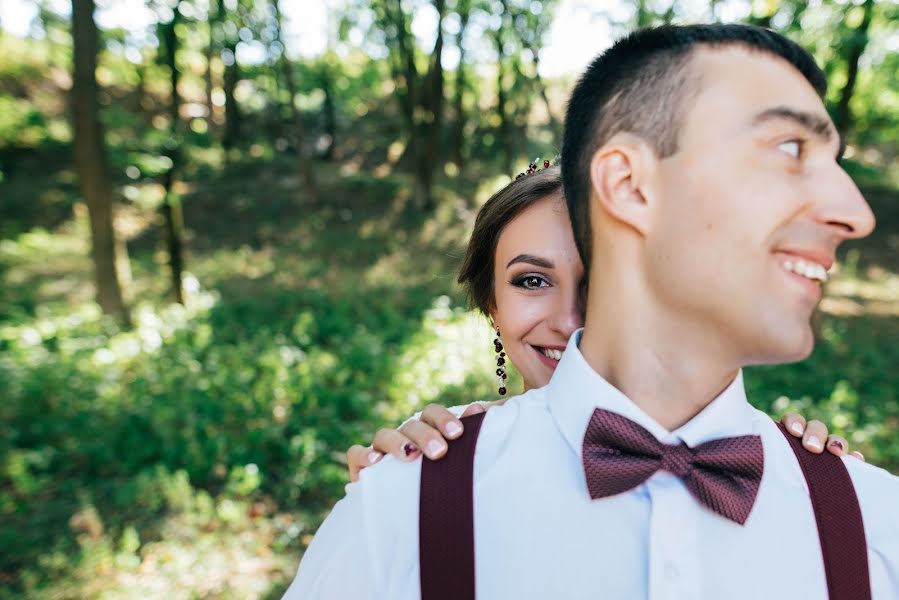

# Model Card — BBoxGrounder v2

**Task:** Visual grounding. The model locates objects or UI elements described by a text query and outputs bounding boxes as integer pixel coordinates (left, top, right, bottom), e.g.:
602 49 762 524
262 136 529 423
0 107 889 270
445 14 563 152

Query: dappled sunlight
191 245 278 285
1 221 94 312
820 248 899 316
384 296 500 421
32 469 300 600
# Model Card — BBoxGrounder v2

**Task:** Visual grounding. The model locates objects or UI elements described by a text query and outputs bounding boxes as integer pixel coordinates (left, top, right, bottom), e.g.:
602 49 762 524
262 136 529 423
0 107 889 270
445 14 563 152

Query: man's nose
812 166 876 241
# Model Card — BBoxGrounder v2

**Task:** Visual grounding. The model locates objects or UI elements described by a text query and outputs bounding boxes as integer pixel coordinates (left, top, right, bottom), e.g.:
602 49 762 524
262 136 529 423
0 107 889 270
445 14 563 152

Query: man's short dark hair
561 24 827 273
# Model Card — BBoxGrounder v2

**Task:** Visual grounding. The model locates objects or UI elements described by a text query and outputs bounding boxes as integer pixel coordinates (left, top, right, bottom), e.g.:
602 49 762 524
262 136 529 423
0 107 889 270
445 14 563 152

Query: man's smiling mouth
781 258 829 283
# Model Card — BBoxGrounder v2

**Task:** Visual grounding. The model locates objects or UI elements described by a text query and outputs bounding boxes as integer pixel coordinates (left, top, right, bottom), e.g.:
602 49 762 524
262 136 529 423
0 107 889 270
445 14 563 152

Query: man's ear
588 133 658 236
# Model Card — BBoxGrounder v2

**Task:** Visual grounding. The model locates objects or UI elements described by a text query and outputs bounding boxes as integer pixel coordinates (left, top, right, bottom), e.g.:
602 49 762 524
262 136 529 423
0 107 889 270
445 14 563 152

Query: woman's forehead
496 195 574 257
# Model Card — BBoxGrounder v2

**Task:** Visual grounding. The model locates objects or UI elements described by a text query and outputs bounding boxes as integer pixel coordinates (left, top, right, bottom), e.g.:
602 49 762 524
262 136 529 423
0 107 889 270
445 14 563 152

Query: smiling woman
484 186 582 388
458 164 581 392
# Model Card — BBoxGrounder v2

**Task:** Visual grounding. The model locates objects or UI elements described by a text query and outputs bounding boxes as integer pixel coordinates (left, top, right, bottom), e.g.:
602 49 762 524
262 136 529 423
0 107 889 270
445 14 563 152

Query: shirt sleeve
843 457 899 596
281 481 377 600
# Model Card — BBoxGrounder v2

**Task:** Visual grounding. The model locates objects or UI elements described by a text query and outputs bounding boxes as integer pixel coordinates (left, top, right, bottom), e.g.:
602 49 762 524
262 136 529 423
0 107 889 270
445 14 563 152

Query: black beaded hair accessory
515 156 560 180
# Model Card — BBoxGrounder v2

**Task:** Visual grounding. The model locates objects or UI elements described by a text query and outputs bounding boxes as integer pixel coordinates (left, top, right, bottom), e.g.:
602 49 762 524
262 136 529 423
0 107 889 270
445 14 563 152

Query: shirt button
665 563 679 579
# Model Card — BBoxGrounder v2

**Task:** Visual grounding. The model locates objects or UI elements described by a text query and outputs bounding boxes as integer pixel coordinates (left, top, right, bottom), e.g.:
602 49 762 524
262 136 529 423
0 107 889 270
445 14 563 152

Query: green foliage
0 96 48 147
0 146 496 595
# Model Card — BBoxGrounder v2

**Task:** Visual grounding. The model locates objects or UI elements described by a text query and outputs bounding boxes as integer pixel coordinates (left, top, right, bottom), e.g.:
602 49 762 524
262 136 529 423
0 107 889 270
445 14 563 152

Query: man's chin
747 327 815 366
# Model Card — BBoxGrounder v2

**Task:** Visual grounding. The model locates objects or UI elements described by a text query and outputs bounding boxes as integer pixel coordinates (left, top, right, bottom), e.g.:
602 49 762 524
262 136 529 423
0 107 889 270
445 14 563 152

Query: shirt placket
646 473 700 600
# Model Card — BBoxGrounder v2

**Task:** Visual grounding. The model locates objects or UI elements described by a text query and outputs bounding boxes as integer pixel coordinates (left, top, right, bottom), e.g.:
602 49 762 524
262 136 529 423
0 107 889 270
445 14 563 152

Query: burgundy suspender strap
419 411 485 600
777 423 872 600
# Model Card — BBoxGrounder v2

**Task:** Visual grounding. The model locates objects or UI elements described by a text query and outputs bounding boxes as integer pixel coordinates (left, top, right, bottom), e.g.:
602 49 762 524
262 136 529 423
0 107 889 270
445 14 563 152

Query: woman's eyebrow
506 254 555 269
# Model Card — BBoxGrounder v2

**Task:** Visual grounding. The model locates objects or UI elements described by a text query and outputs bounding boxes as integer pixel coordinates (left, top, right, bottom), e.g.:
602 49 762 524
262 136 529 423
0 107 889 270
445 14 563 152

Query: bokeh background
0 0 897 597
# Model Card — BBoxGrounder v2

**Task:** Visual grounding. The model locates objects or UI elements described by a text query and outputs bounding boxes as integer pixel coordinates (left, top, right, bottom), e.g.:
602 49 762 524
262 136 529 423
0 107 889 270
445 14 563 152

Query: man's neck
579 299 741 432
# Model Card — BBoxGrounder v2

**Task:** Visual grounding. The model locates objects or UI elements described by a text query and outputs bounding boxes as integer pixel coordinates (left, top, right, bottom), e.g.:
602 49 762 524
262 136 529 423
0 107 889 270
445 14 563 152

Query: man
285 24 899 599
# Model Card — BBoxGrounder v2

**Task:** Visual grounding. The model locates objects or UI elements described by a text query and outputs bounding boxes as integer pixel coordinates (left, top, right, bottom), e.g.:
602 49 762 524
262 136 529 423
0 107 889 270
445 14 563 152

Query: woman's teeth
783 259 829 283
540 348 562 360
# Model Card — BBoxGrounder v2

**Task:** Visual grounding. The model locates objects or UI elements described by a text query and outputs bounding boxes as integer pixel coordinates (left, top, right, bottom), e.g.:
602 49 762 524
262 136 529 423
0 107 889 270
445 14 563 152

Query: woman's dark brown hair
457 165 563 316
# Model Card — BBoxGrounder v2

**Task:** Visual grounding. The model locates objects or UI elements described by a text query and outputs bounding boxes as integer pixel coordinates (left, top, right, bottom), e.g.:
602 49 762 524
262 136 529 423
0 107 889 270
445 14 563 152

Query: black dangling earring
494 330 507 396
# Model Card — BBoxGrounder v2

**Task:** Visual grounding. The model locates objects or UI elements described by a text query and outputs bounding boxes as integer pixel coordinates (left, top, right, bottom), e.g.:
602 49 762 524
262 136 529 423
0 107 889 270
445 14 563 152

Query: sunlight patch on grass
385 296 497 420
191 245 277 285
28 470 299 600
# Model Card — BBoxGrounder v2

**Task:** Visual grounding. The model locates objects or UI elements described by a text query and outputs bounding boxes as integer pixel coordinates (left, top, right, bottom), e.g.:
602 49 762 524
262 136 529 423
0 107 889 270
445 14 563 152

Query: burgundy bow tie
582 408 764 525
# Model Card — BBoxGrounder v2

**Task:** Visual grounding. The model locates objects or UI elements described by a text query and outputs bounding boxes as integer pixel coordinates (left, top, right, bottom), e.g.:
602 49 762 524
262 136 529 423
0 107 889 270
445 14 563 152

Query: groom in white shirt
285 23 899 599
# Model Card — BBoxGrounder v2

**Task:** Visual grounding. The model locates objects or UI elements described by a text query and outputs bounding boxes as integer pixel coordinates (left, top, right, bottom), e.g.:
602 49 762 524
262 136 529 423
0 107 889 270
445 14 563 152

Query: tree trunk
204 20 215 125
217 0 241 149
319 65 337 161
272 0 319 200
493 27 512 175
385 0 418 126
521 42 560 145
450 7 470 166
71 0 131 325
833 0 875 135
412 0 445 210
161 3 185 304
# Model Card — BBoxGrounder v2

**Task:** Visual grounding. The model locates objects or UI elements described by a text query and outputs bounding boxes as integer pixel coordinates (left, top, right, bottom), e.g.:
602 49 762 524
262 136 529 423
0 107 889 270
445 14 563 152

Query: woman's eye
514 275 550 289
778 140 802 158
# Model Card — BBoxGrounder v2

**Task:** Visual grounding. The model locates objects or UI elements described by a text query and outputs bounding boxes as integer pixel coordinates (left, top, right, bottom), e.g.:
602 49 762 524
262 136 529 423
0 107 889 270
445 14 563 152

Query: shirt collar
548 329 757 459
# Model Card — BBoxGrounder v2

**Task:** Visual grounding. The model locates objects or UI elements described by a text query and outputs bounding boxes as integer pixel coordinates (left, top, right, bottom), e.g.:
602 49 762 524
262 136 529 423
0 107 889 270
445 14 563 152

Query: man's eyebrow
506 253 554 269
751 106 845 160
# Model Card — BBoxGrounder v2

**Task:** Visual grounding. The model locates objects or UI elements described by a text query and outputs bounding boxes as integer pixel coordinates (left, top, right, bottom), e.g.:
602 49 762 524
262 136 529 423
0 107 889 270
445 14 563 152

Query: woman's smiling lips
531 344 565 370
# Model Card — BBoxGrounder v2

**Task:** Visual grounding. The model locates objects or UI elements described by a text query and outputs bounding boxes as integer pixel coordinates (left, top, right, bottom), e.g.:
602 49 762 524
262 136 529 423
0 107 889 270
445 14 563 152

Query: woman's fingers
373 427 420 461
851 451 866 462
346 398 528 480
781 412 807 437
398 418 448 460
825 434 850 457
347 444 383 482
801 419 829 453
782 413 828 454
420 404 465 440
781 413 862 460
460 403 487 417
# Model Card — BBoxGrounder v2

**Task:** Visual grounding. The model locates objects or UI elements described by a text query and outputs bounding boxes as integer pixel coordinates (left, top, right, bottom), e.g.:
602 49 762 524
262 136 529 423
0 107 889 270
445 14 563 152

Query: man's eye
778 140 802 158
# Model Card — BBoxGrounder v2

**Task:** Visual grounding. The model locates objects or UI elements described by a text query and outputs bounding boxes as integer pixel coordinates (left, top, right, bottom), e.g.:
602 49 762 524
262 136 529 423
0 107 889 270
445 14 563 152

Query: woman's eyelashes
510 273 552 290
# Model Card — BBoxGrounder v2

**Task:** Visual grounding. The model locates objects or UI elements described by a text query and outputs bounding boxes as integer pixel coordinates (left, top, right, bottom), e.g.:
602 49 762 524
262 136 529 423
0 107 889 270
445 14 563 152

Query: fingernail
403 443 418 457
806 435 822 451
790 422 804 435
425 439 446 458
829 440 844 452
368 451 383 464
854 452 865 461
445 421 463 437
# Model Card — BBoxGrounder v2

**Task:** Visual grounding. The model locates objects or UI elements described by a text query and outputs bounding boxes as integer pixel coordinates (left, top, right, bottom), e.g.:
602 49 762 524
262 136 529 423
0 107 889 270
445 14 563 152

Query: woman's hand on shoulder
780 412 865 461
347 401 505 482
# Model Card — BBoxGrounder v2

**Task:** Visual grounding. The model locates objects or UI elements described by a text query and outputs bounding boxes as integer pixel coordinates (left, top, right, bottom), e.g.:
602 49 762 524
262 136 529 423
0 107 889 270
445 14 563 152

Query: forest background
1 0 897 597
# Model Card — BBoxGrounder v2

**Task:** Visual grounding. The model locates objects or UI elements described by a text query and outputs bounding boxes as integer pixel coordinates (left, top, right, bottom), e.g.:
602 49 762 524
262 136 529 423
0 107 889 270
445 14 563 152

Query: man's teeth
540 348 562 360
783 259 829 283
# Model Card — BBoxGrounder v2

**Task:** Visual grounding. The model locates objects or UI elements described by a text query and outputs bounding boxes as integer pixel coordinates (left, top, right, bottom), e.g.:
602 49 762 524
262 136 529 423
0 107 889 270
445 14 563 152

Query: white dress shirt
284 330 899 599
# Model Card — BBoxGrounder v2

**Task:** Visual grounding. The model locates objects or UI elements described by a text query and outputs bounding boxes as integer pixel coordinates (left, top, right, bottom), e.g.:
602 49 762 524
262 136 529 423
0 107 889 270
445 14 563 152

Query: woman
347 164 860 480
